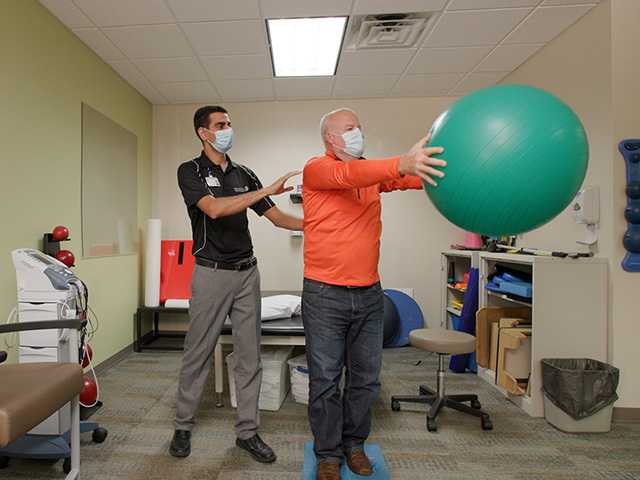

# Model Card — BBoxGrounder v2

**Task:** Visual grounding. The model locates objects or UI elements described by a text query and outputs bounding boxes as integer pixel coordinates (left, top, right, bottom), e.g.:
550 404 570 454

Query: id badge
206 176 220 187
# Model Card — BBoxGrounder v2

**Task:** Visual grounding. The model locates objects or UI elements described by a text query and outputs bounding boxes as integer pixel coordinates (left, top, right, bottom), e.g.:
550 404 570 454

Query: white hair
319 107 357 139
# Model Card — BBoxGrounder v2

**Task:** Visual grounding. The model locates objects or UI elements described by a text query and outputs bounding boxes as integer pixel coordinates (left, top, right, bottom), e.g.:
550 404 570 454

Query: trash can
541 358 619 433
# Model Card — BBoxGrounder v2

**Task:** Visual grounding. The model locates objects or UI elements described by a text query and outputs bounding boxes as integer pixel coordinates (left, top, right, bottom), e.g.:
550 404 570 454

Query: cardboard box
497 327 532 395
489 323 499 372
476 307 531 368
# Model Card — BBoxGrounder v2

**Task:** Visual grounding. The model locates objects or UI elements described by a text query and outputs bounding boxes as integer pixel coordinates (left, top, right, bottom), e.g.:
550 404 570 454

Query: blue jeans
302 278 384 463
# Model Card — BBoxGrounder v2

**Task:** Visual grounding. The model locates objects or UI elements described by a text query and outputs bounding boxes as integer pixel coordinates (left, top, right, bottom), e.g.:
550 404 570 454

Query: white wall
610 0 640 409
502 2 613 256
152 97 462 325
502 1 640 408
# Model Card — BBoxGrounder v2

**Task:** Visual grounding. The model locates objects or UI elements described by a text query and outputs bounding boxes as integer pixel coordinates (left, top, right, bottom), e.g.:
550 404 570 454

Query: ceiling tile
167 0 260 21
217 79 274 101
72 28 124 61
132 82 169 104
338 49 415 75
260 0 352 18
134 57 208 83
409 46 492 74
274 77 334 99
392 73 462 96
108 60 168 103
182 21 266 56
333 75 398 97
475 43 543 72
424 8 531 47
39 0 93 28
542 0 599 5
202 55 272 79
450 71 509 94
103 24 194 59
73 0 175 26
156 81 219 104
448 0 538 9
352 0 446 14
504 5 594 44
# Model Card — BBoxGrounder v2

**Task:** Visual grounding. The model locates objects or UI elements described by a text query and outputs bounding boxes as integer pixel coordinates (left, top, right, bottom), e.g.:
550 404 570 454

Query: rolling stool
391 328 493 432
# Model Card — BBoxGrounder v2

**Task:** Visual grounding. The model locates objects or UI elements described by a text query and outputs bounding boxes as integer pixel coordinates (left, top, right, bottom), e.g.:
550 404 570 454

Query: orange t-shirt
302 151 423 287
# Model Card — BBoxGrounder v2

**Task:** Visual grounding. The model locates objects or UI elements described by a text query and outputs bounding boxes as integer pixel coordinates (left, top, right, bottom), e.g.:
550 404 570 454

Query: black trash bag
542 358 619 420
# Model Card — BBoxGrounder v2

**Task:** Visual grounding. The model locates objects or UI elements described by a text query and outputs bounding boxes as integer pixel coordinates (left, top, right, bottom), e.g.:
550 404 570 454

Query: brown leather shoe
317 461 341 480
346 449 373 476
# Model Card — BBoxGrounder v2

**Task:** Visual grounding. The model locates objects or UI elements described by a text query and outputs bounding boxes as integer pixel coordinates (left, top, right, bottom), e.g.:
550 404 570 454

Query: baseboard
613 407 640 423
94 342 134 375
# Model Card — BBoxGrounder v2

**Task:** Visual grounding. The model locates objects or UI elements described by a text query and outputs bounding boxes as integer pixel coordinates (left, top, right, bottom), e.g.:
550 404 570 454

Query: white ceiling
40 0 599 104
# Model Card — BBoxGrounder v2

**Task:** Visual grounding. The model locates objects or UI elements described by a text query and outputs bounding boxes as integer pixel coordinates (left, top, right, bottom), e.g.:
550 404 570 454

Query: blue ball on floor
303 442 390 479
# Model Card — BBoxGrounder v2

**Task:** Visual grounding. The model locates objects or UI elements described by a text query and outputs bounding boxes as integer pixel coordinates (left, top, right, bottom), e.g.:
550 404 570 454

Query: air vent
344 13 434 50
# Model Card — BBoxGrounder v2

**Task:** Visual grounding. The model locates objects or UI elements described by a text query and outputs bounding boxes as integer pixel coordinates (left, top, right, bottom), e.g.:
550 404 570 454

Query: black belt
196 256 257 271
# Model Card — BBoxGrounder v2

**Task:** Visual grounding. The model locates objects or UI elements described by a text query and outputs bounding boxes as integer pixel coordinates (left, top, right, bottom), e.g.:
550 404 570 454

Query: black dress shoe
236 434 276 463
169 429 191 458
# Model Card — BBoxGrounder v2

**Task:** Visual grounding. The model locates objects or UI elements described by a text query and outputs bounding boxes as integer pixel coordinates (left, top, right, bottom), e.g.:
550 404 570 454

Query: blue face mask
207 127 233 153
341 128 365 158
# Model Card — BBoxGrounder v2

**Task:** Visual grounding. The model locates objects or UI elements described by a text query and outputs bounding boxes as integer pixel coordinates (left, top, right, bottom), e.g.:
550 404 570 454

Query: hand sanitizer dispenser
573 186 599 246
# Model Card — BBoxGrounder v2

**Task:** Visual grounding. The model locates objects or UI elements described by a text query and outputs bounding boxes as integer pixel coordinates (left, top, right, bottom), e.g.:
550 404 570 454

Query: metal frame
0 320 83 479
133 306 306 407
391 353 492 432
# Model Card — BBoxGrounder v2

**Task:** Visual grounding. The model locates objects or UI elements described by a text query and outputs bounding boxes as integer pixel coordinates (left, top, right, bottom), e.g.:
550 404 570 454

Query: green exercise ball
425 84 588 236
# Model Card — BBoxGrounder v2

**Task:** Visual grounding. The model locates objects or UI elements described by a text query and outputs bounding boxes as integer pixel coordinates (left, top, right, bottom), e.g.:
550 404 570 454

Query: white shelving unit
440 250 479 328
477 252 608 417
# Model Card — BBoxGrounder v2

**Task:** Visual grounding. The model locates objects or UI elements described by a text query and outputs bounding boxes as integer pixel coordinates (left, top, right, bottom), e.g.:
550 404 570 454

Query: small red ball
51 225 69 241
55 250 75 268
79 376 98 406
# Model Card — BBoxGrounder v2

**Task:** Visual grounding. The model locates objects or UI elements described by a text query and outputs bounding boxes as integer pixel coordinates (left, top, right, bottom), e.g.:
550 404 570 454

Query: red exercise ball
51 225 69 241
81 344 93 369
80 376 98 406
55 250 75 267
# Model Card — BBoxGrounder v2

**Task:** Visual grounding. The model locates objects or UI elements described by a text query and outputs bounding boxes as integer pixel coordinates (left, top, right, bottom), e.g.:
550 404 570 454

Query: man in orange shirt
302 108 446 480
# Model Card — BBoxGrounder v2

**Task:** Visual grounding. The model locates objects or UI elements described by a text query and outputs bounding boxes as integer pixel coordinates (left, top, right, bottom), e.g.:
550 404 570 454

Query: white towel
261 295 302 321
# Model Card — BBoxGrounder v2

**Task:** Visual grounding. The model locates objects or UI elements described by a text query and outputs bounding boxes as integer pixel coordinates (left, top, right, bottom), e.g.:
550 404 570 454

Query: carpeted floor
2 347 639 479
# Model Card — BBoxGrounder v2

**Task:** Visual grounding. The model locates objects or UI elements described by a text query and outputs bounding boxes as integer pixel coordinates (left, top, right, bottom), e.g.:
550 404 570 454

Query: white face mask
341 128 365 158
207 127 233 153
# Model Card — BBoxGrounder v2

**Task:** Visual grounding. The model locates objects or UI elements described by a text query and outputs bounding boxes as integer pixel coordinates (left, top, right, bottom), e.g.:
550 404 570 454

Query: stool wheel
0 457 9 469
391 399 401 412
427 417 438 432
92 427 108 443
63 458 71 474
481 415 493 431
471 399 482 410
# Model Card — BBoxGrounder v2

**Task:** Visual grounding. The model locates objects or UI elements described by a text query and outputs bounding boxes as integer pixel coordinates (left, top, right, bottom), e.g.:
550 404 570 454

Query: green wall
0 0 152 365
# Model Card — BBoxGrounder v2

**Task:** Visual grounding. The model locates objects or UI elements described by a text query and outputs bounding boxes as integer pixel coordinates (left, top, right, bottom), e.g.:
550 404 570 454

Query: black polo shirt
177 152 275 263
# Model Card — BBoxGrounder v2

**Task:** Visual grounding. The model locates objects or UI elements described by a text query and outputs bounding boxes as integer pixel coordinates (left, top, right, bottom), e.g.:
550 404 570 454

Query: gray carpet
2 348 639 479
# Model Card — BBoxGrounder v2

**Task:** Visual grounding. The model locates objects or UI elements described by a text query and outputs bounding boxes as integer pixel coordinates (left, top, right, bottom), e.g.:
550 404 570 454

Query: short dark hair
193 105 228 140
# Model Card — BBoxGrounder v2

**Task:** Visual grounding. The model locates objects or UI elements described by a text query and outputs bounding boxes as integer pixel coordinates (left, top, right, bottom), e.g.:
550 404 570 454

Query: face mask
341 128 364 158
207 127 233 153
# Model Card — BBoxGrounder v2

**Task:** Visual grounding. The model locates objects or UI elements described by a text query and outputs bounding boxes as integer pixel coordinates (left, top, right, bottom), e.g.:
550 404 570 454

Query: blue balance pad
303 442 390 480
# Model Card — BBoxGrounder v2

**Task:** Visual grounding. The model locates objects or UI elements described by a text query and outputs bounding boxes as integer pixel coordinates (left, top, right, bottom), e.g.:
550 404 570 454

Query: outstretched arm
304 134 446 191
264 207 303 231
379 175 423 193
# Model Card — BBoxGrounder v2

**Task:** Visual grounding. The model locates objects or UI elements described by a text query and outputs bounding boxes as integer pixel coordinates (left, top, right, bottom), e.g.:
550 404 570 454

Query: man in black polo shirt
170 106 302 463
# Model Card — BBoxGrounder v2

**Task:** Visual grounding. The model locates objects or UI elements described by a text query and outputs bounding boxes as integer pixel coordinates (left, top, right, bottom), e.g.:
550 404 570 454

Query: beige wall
0 1 152 365
610 0 640 408
153 98 462 326
502 2 613 256
502 1 640 407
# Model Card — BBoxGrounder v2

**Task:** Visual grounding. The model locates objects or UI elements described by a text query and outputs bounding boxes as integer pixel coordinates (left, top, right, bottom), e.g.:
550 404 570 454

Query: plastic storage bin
543 396 613 433
288 354 310 405
226 346 293 411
